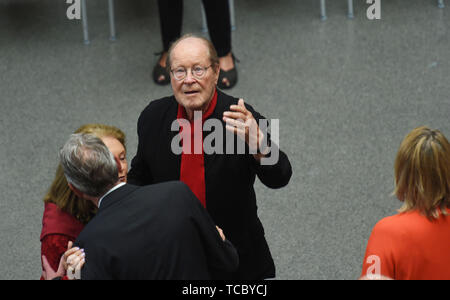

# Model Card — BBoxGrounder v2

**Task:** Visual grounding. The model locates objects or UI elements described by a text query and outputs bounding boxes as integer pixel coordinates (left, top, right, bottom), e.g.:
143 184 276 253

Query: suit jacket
75 182 239 280
128 89 292 279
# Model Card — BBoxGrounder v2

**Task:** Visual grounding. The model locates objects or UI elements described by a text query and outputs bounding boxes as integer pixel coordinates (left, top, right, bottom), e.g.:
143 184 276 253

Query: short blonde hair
394 126 450 219
75 123 126 152
43 124 126 224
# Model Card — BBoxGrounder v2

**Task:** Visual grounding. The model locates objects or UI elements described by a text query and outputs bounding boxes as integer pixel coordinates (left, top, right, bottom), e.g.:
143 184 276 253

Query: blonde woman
40 124 127 279
361 126 450 280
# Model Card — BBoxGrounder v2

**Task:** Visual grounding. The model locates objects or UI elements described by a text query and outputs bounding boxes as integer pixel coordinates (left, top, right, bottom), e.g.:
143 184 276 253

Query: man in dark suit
59 133 239 280
128 34 292 279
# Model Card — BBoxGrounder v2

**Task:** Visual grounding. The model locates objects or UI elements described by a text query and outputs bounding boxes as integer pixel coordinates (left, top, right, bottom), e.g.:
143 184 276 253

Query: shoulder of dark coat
138 181 192 199
217 89 238 108
139 95 176 119
135 181 197 210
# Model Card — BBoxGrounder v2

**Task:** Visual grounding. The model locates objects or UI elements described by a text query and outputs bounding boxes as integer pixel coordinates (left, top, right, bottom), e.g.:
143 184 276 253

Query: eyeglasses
170 65 212 81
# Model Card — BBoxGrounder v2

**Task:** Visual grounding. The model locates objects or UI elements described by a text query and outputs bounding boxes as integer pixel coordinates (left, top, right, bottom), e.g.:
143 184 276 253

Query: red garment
361 208 450 280
40 235 73 280
178 89 218 208
40 203 85 280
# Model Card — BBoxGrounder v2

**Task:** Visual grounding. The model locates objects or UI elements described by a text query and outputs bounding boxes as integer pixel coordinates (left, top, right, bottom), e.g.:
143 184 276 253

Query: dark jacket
75 182 238 280
128 90 292 279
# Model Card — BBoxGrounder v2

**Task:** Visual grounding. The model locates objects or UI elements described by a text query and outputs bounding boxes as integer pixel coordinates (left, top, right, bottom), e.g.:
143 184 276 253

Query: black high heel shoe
152 52 170 86
218 54 239 90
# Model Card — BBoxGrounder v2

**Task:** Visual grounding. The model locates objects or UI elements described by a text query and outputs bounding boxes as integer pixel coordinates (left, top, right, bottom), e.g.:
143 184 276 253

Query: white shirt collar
98 182 126 208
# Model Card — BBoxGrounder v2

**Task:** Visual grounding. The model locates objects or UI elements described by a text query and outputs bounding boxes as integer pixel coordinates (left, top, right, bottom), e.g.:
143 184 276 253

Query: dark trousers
157 0 231 57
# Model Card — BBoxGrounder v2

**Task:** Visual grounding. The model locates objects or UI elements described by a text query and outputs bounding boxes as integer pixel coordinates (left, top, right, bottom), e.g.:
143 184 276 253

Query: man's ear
214 63 220 74
68 183 84 198
213 63 221 85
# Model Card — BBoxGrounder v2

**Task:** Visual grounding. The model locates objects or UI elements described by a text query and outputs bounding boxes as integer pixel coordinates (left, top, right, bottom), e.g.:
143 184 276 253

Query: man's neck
185 101 212 121
96 181 124 208
84 195 100 208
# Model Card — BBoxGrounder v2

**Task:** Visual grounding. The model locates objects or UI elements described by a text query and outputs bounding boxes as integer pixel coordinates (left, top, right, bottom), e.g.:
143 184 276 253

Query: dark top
75 182 238 280
128 90 292 279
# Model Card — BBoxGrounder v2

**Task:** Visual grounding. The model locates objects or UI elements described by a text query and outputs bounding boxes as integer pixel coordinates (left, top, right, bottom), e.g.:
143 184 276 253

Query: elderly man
57 133 238 280
128 34 292 279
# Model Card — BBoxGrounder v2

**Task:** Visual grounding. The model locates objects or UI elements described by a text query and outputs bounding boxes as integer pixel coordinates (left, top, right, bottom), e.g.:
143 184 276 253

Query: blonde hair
76 123 126 152
43 124 126 224
394 126 450 219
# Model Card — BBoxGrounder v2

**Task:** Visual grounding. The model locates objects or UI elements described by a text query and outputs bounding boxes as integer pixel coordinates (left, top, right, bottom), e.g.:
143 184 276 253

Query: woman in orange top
40 124 128 279
361 126 450 280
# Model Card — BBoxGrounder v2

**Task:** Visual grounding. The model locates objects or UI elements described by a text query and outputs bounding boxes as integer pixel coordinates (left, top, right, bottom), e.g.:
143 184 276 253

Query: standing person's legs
202 0 231 57
202 0 237 89
154 0 183 85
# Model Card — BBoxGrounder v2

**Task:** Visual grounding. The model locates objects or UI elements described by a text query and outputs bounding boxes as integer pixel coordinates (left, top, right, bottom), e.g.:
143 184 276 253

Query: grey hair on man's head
59 133 118 197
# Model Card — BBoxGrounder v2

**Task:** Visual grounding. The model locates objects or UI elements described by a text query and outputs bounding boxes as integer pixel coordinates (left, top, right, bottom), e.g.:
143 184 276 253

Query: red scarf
177 90 217 208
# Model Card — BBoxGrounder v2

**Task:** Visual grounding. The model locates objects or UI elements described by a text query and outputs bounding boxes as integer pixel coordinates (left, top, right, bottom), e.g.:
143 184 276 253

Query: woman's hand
64 241 85 280
41 255 65 280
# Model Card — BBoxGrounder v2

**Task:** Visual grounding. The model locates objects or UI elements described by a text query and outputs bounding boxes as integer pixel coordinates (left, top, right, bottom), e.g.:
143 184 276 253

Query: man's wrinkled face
170 38 220 115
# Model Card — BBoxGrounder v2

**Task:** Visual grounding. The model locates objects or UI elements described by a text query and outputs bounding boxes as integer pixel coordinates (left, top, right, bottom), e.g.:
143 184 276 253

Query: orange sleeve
360 220 396 279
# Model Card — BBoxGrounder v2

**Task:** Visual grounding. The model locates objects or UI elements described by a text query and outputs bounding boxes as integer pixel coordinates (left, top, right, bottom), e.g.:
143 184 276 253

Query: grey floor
1 0 449 280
